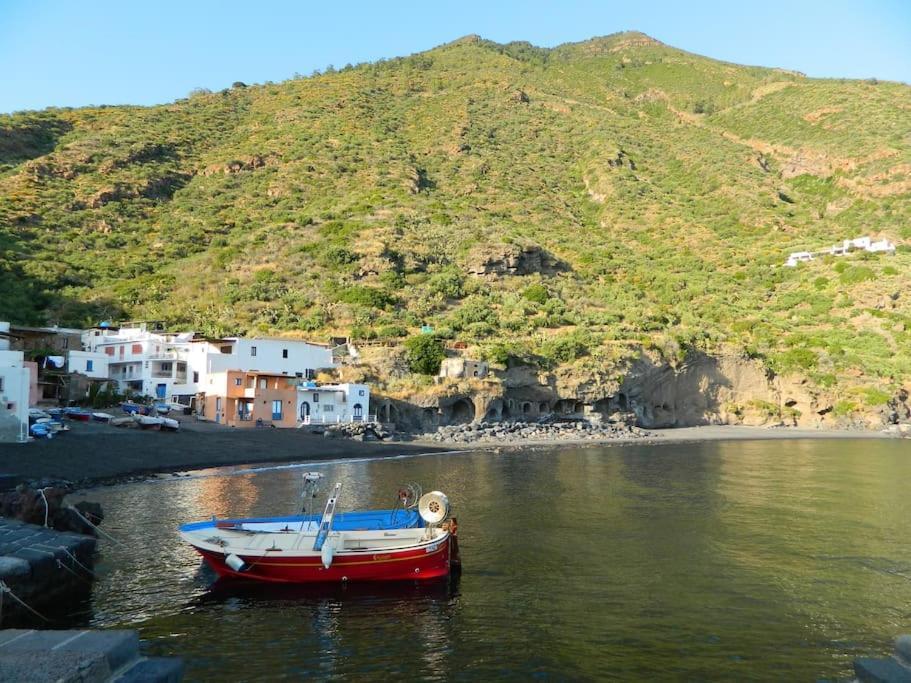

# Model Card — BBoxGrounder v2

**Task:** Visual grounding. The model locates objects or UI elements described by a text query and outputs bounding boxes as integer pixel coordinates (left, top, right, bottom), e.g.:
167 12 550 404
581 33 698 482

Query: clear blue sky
1 0 909 114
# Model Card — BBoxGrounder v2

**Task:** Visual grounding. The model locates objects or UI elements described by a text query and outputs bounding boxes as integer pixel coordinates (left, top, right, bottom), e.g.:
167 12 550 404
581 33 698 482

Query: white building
785 235 897 266
66 350 111 379
82 323 334 401
0 324 29 442
296 382 371 424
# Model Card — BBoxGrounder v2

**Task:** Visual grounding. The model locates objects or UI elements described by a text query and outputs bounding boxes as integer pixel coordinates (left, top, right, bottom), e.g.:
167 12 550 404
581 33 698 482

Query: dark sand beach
0 415 894 489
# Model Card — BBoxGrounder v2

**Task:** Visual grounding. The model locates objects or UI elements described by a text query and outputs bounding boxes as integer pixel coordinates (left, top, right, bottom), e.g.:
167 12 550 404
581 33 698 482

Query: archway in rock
448 398 475 424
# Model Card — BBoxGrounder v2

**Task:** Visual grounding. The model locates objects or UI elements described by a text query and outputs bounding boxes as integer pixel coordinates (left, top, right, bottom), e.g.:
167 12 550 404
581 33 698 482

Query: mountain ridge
1 33 909 423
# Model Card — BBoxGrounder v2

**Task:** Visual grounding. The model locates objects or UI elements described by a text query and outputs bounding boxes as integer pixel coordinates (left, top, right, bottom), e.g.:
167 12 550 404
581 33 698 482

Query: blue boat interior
179 509 422 533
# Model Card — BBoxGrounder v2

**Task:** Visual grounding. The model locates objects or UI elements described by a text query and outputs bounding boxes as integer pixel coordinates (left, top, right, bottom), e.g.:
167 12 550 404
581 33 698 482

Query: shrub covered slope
1 32 909 406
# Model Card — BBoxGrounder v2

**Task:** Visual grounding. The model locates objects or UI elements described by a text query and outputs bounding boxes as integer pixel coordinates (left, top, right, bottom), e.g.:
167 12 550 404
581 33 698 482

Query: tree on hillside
404 335 445 375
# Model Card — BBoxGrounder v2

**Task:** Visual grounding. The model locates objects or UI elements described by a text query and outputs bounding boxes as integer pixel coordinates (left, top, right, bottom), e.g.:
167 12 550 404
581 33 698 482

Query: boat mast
312 482 342 551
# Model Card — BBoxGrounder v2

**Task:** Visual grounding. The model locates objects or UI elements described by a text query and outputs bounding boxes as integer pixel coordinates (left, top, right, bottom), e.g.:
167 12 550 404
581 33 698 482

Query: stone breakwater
425 420 654 445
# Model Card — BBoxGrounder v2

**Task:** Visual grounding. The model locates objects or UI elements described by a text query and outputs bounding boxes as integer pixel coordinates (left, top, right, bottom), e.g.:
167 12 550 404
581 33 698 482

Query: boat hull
191 535 452 584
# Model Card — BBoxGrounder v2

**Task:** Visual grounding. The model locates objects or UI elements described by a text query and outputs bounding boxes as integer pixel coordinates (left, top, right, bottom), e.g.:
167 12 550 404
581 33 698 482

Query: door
353 403 363 421
300 401 310 420
156 383 166 399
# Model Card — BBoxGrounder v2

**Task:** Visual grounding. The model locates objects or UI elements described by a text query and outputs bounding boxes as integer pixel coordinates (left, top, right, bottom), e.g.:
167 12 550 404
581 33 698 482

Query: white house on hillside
785 235 896 267
296 382 371 424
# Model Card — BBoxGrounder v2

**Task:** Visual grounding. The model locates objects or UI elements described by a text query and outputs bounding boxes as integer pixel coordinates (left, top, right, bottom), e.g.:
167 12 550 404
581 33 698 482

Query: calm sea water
72 439 911 681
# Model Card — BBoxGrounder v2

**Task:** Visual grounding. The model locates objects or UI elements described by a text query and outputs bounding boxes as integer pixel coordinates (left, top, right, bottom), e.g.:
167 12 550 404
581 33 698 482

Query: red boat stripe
247 542 447 568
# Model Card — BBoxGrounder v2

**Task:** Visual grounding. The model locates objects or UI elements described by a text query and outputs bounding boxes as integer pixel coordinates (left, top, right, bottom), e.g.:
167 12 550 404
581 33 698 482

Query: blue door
156 383 166 399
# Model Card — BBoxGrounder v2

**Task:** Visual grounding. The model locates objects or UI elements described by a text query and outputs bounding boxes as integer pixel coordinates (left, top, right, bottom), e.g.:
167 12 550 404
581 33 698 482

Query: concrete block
854 657 911 683
0 556 31 580
897 635 911 666
0 650 110 682
10 548 56 581
116 656 185 683
52 630 141 674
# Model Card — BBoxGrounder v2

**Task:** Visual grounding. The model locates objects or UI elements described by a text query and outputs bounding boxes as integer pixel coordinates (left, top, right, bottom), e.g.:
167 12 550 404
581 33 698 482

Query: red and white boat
179 479 459 584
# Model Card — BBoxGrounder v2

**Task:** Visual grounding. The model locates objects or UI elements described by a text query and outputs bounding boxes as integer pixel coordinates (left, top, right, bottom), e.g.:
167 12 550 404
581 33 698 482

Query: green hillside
2 32 909 407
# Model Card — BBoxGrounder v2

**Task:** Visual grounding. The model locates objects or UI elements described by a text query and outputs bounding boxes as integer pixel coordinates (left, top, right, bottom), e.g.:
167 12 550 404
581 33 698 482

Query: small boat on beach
160 416 180 431
92 412 115 423
64 407 92 421
133 414 163 430
180 477 459 584
153 402 171 415
121 401 142 415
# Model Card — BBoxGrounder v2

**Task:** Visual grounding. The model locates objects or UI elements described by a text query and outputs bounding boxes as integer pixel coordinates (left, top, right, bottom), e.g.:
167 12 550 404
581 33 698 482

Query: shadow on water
193 572 461 608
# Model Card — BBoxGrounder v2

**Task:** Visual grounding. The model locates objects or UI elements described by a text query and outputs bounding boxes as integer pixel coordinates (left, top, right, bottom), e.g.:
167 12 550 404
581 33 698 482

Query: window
86 360 94 372
251 346 257 357
0 377 4 392
282 349 288 359
272 400 283 420
105 347 114 356
323 404 334 412
259 378 267 389
63 338 69 349
312 393 319 403
220 345 233 354
358 389 365 396
305 369 316 380
234 378 242 386
192 371 199 383
132 343 142 354
160 362 172 372
216 398 222 411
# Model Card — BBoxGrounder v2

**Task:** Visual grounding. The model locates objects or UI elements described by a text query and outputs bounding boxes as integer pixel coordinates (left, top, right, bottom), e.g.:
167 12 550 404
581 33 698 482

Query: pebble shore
425 419 654 445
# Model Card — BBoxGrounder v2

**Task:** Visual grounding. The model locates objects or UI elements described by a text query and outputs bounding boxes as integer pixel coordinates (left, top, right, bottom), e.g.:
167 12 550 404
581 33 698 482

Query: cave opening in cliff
447 399 474 425
422 407 439 426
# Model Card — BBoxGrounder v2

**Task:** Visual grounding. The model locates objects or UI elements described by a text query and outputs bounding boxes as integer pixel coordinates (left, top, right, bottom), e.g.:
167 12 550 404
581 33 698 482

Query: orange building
200 370 299 427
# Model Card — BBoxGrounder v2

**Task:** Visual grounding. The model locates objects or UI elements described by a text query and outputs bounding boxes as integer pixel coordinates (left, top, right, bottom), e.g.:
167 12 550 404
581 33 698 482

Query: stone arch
554 399 575 414
422 407 439 427
521 401 533 415
593 397 611 416
538 401 550 414
447 398 475 425
483 398 503 422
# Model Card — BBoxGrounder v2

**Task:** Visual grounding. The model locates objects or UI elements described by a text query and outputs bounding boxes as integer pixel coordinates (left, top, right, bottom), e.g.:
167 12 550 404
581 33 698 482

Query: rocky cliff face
370 350 909 432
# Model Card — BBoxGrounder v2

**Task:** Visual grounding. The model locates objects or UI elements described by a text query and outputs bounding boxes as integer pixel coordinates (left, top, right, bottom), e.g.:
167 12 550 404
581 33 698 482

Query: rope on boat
56 546 97 578
39 488 50 528
66 505 125 546
55 559 91 584
34 543 97 579
0 581 50 622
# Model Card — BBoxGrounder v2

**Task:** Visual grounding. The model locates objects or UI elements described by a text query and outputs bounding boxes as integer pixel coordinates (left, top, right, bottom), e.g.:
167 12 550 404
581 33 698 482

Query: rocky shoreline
423 419 653 445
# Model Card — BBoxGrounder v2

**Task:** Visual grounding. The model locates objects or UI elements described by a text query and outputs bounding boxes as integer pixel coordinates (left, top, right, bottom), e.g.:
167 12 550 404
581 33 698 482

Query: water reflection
75 440 911 680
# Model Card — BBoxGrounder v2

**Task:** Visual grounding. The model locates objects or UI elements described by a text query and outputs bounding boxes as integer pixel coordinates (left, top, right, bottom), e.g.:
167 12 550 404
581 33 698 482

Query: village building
438 357 489 380
0 324 30 442
785 235 897 267
296 382 371 424
199 370 300 427
82 323 334 402
5 323 84 403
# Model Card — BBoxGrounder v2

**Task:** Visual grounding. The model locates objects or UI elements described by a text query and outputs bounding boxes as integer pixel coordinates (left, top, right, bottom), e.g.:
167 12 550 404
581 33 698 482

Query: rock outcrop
466 243 566 277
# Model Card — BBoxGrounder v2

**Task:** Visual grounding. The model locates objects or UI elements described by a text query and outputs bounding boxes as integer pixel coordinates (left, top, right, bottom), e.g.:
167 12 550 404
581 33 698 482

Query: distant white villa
785 235 896 267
